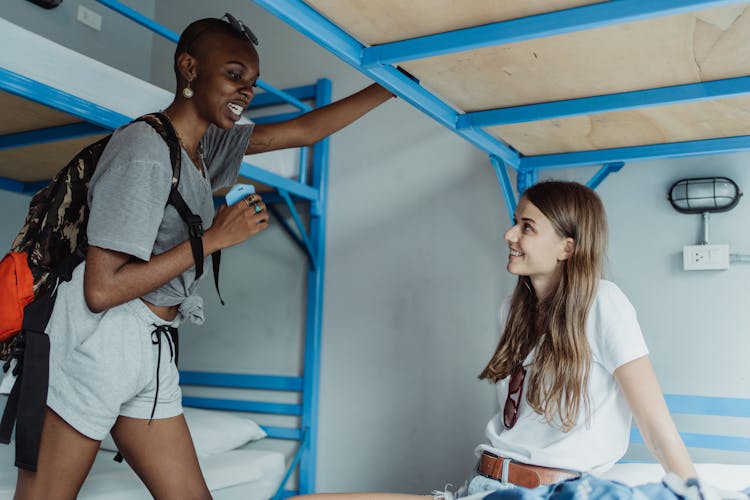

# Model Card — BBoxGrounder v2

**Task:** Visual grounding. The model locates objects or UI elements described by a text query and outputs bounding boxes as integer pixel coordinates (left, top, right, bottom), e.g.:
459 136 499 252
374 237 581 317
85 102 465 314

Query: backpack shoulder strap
135 113 182 192
135 113 206 280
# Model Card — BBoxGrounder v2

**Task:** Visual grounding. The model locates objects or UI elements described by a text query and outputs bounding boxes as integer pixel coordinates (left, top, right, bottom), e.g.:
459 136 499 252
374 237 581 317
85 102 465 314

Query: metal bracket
276 189 318 269
490 155 517 222
516 166 538 195
586 161 625 190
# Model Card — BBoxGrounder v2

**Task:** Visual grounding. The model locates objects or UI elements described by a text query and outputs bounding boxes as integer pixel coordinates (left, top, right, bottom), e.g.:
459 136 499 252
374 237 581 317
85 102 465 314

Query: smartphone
225 183 256 207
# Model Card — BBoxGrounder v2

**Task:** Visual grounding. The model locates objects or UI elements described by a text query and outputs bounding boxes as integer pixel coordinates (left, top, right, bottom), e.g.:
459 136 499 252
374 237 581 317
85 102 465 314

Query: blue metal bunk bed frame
249 0 750 461
251 0 750 216
0 2 328 497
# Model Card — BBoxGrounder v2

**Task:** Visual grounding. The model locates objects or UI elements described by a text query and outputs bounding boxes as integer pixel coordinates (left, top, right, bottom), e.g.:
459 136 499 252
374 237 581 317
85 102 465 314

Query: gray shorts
45 263 182 440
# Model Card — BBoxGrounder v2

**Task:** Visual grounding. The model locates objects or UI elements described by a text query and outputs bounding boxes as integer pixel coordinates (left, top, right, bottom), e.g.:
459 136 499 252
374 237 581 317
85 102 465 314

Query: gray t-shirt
87 121 254 308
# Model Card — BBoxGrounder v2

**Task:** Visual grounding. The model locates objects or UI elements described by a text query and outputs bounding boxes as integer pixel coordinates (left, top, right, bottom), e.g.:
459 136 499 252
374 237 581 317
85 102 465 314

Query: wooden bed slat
0 91 79 135
402 4 750 111
490 95 750 155
0 137 107 182
305 0 604 45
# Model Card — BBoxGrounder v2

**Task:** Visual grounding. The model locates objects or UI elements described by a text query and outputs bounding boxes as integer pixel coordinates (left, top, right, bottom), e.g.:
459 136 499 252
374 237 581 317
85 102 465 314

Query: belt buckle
476 451 501 481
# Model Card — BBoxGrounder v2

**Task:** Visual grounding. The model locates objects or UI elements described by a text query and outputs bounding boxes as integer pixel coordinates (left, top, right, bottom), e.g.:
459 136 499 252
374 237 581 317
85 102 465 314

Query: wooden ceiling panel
0 91 79 135
490 96 750 155
304 0 604 45
0 137 106 182
399 4 750 110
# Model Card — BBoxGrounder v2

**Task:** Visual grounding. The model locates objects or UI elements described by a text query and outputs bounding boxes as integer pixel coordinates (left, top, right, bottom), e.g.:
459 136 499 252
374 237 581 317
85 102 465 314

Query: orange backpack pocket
0 252 34 342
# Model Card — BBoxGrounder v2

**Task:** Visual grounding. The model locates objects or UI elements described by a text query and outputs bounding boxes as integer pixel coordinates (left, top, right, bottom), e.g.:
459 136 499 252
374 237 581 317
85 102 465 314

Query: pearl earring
182 80 194 99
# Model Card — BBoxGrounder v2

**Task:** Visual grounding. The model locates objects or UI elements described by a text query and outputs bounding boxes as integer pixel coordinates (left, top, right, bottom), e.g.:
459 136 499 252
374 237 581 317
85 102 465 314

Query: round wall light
668 177 742 214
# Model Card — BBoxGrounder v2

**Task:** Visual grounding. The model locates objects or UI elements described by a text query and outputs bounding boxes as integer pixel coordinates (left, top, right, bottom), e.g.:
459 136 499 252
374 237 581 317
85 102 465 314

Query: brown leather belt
477 451 580 488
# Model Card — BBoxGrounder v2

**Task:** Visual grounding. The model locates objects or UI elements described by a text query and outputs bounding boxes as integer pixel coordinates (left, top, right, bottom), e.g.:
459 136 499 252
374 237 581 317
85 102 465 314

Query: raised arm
246 83 395 154
615 355 697 480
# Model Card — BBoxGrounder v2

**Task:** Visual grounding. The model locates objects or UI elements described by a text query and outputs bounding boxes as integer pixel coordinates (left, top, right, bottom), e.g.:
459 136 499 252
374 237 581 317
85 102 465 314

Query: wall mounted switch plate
683 244 729 271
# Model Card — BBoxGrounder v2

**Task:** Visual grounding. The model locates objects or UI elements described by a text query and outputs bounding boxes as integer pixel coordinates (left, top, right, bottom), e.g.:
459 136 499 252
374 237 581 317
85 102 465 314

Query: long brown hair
479 181 607 431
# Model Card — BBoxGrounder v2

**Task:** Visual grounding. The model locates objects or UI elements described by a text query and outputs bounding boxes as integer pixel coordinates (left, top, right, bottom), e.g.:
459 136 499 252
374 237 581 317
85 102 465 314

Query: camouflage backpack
0 112 214 472
0 112 206 360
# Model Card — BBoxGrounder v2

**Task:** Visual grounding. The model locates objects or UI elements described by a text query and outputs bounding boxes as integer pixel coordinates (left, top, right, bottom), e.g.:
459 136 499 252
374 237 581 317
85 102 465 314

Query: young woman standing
14 14 394 500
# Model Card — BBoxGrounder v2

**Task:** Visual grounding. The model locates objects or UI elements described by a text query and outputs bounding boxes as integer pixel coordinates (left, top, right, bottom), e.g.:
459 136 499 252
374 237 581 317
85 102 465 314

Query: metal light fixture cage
668 177 742 214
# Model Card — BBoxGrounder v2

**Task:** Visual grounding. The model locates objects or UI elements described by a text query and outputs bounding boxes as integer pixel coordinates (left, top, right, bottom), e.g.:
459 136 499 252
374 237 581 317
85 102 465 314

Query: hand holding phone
225 183 256 207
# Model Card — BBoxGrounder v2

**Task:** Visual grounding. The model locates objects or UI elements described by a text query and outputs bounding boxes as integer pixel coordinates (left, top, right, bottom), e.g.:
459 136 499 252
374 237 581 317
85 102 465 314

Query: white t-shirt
476 280 649 475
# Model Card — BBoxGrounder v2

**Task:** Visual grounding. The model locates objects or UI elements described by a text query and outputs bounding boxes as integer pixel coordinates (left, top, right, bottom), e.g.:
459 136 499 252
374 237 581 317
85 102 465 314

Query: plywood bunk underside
306 0 750 155
0 91 105 182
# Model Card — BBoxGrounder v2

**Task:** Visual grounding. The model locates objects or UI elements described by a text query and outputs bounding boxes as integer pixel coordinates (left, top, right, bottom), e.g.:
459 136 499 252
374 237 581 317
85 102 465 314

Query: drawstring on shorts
112 323 180 462
112 324 179 464
149 324 179 422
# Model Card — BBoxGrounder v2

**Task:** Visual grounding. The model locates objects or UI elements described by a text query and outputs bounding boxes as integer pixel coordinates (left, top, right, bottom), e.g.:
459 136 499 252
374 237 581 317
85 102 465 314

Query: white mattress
0 17 300 180
600 463 750 491
0 445 285 499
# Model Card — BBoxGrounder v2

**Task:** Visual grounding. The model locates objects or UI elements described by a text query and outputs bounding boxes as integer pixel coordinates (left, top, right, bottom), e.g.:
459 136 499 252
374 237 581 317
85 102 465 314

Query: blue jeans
466 474 517 496
474 474 728 499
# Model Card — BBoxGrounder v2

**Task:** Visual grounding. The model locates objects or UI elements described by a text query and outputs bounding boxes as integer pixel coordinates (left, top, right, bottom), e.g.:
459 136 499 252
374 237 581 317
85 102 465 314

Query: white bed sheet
0 445 285 499
600 463 750 491
0 18 300 180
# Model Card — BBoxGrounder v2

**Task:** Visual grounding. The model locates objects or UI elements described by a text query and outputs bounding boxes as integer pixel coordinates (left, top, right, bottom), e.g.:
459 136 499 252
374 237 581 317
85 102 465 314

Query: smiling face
179 33 260 129
504 196 574 298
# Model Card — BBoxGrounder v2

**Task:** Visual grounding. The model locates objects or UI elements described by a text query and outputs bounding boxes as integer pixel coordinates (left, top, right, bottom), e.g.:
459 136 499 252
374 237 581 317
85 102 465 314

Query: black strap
14 330 50 471
0 355 22 444
167 189 205 279
138 113 207 281
139 113 182 189
0 291 56 471
212 251 224 306
0 244 85 469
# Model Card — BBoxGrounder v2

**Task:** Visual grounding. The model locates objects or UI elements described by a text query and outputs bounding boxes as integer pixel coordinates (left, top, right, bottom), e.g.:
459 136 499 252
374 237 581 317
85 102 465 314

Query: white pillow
100 407 266 457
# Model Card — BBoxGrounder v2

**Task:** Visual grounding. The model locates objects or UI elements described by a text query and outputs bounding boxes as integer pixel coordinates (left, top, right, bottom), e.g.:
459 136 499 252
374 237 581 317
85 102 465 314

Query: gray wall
2 0 749 494
2 0 156 81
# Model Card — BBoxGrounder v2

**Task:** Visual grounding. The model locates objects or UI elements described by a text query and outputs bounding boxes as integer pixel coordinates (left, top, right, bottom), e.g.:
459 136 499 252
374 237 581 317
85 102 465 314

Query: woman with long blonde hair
470 180 694 492
295 181 708 498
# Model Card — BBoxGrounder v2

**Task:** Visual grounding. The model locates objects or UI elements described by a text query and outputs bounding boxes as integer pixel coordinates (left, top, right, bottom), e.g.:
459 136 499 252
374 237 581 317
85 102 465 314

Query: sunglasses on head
223 12 259 46
183 13 259 54
503 364 526 429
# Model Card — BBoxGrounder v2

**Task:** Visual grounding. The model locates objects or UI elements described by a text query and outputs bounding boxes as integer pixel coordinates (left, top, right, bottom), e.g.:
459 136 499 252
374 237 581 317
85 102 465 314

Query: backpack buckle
187 215 204 239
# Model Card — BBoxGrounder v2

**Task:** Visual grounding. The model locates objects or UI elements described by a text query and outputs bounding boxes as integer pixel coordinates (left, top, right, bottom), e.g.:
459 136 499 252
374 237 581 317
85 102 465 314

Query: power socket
683 244 729 271
77 5 102 31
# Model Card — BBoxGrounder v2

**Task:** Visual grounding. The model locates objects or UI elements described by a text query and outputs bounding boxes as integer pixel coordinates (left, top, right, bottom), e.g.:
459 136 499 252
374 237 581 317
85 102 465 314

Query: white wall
559 159 750 464
1 0 749 494
556 158 750 404
2 0 156 81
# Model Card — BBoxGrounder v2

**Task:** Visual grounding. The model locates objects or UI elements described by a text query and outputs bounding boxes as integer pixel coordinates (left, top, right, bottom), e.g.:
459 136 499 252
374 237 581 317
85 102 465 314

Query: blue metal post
298 78 330 493
516 166 538 195
489 155 517 223
278 189 318 267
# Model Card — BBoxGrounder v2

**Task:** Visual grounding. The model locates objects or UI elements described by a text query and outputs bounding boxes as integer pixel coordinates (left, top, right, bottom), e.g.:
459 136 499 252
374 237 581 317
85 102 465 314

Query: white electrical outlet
683 244 730 271
77 5 102 31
